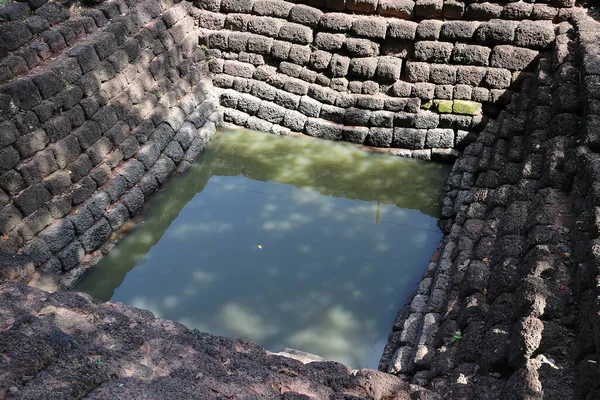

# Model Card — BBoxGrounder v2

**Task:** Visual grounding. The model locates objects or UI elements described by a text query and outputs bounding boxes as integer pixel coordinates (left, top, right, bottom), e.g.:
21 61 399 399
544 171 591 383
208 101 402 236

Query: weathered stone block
465 3 503 19
248 16 282 38
452 44 490 66
485 68 512 89
475 20 518 44
414 41 453 63
502 2 533 20
288 45 311 65
345 38 379 57
319 12 353 31
378 0 414 18
51 136 81 169
426 128 454 148
514 20 555 49
314 33 345 51
257 102 287 124
440 21 478 41
387 20 418 40
282 109 307 131
298 96 322 117
342 126 369 144
376 57 402 81
366 127 393 147
80 218 111 252
349 57 378 79
393 127 426 149
430 65 457 85
252 0 292 18
344 108 371 126
0 204 22 234
352 17 387 39
414 111 440 129
453 100 482 115
279 22 313 45
221 0 253 13
347 0 377 13
304 118 342 140
39 219 75 252
457 66 487 85
309 50 332 71
18 150 58 185
289 4 322 27
490 45 539 71
413 82 435 100
416 20 443 40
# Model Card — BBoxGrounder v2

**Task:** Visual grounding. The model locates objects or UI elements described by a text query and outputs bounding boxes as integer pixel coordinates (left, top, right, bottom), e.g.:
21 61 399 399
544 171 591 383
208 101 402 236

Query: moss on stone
435 100 453 113
422 101 432 110
453 100 482 116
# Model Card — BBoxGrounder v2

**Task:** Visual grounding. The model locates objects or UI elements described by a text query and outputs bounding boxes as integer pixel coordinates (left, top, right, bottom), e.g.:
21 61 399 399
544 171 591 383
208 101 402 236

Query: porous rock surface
0 281 427 399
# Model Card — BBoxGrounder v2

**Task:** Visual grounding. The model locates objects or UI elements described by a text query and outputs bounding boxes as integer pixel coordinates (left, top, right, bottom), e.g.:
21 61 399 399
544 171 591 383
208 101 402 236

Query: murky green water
76 129 450 368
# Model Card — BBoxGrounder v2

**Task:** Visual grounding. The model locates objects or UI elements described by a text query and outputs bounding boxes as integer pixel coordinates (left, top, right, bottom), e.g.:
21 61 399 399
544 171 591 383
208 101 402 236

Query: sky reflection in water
76 129 451 368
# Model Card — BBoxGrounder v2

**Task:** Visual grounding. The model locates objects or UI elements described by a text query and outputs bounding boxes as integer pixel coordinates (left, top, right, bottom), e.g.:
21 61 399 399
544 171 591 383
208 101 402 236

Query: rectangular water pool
76 128 451 368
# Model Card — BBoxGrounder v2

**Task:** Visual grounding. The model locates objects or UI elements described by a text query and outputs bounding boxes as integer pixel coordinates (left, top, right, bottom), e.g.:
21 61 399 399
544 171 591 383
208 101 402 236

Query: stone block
79 218 111 252
71 175 95 205
443 0 464 18
257 102 286 124
416 0 442 17
503 2 533 20
344 108 372 126
0 170 24 196
282 109 307 131
377 0 414 18
221 0 253 13
414 41 453 63
465 3 503 19
387 20 418 40
345 38 380 57
413 82 435 100
14 130 48 158
252 0 292 18
475 20 518 44
248 16 282 37
349 57 378 79
426 128 454 148
104 202 129 231
366 127 393 147
393 127 426 149
376 57 402 82
352 17 387 40
319 12 353 31
0 204 22 234
150 155 175 184
289 4 322 27
453 85 473 100
416 20 443 40
457 66 487 85
485 68 512 89
452 44 491 66
18 150 58 185
309 50 332 71
430 64 457 85
288 45 311 65
320 104 345 123
514 20 555 49
453 100 482 115
328 54 350 78
304 118 342 140
342 126 369 144
57 240 85 271
51 136 81 169
347 0 377 13
314 33 345 51
279 22 313 45
490 45 539 71
298 96 322 117
39 219 75 252
414 111 440 129
435 85 453 100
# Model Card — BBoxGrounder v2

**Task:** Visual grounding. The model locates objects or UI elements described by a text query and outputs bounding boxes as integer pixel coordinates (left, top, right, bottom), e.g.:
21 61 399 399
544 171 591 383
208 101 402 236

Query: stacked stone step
192 0 573 153
379 16 582 398
0 0 140 84
0 0 221 287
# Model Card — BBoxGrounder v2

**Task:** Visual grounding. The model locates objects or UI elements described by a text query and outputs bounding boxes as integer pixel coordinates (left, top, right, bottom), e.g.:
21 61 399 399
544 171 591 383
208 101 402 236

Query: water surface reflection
77 129 450 368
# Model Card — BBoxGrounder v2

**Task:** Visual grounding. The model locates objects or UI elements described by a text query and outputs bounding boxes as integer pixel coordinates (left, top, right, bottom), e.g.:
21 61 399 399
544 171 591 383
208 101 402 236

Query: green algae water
76 129 451 368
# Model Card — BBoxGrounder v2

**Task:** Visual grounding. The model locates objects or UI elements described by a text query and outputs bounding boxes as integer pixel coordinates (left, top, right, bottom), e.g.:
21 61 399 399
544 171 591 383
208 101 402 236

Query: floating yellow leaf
483 258 491 263
74 209 79 215
0 233 8 241
483 288 488 295
257 245 262 249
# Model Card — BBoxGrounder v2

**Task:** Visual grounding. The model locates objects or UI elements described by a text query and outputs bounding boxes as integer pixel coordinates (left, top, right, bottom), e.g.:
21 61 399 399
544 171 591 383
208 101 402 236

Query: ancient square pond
76 128 451 368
